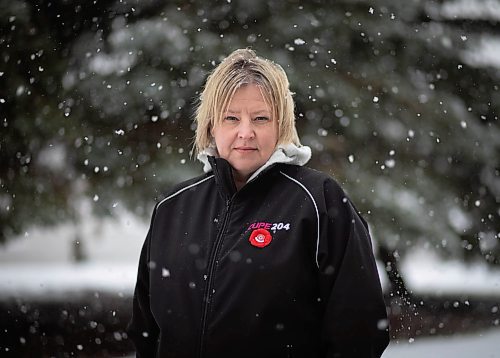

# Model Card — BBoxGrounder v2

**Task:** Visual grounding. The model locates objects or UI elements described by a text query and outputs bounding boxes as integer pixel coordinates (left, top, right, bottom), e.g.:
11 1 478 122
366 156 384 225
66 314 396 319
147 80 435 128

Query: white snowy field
1 210 500 298
122 328 500 358
0 262 136 298
382 328 500 358
0 209 145 298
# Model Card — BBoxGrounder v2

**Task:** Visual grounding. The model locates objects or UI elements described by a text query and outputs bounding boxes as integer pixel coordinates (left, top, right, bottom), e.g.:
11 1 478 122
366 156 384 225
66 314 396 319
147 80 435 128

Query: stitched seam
279 171 320 268
157 175 215 208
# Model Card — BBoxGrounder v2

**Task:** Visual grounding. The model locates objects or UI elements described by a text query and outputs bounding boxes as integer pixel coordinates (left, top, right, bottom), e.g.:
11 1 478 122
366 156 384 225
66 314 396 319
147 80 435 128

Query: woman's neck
232 170 251 191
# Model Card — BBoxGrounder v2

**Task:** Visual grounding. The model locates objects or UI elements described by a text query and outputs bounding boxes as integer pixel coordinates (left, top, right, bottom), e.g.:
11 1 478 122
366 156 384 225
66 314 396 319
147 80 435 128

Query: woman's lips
234 147 257 153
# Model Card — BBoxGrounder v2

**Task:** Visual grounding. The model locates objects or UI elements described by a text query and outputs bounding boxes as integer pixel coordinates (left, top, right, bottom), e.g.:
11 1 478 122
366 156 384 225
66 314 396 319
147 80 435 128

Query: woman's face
211 84 278 182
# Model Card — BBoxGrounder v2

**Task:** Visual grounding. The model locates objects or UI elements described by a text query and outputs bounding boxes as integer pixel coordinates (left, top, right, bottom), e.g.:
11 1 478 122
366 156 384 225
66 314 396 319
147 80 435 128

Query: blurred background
0 0 499 356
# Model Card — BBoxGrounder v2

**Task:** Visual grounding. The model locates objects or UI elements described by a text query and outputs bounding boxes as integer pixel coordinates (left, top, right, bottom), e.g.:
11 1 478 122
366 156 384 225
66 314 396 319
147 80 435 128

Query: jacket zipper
198 198 232 358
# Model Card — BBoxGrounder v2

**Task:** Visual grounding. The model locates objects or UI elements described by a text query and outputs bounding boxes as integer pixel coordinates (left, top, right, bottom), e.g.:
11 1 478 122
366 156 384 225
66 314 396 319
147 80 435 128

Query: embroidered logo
249 229 273 248
247 222 290 232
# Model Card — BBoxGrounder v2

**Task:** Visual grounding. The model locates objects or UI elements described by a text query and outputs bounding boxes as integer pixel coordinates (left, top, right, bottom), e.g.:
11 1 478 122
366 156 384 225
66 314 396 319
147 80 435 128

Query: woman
128 49 389 357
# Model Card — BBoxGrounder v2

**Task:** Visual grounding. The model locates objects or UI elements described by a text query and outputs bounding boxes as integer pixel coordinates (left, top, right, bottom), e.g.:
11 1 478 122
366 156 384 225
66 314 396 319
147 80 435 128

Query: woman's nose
237 118 255 139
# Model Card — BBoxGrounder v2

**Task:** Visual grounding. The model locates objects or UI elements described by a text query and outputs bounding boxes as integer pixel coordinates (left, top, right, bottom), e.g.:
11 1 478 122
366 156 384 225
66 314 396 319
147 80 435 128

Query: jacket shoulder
282 165 370 228
156 172 215 209
279 165 345 196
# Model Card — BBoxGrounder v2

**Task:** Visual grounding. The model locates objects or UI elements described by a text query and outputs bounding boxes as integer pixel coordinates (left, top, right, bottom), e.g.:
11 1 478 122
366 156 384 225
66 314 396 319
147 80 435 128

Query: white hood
197 143 312 182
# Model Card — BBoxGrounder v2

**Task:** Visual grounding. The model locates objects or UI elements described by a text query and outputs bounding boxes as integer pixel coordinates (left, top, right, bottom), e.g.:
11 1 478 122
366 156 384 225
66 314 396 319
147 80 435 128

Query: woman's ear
209 124 216 138
207 126 214 146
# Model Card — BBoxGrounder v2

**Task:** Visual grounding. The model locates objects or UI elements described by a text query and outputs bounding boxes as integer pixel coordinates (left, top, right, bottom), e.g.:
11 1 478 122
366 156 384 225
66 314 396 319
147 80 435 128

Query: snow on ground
0 207 147 265
1 210 500 298
401 247 500 296
0 263 136 299
0 209 147 298
122 328 500 358
383 327 500 358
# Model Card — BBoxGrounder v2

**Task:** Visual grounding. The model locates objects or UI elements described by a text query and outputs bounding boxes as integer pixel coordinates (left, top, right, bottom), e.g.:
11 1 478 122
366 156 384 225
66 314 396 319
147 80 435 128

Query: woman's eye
255 116 270 121
224 116 239 121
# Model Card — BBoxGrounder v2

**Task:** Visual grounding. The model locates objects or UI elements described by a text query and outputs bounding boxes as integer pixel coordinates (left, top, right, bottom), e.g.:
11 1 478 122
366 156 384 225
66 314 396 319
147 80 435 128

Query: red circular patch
249 228 272 248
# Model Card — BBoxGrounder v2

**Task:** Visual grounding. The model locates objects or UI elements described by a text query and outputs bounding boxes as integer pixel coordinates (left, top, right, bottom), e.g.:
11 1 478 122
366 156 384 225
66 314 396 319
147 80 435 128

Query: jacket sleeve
317 179 389 357
127 209 160 357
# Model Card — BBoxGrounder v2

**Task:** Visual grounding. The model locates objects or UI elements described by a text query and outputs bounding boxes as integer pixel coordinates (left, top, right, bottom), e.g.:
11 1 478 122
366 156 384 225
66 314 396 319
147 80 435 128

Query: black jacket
128 157 389 357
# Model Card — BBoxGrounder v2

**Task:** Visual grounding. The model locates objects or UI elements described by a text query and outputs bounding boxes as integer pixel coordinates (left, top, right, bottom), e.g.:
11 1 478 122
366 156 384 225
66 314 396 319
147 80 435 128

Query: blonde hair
193 48 301 155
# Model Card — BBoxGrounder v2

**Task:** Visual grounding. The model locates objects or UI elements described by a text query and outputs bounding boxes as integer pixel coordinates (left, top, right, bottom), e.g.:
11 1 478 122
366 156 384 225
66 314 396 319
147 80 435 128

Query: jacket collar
198 143 311 195
198 143 311 177
246 143 311 182
207 156 238 197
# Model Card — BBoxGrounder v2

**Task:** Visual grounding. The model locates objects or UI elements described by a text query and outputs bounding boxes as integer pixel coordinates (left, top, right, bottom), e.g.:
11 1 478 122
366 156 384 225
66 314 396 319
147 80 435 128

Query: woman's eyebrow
225 109 271 115
252 110 271 115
